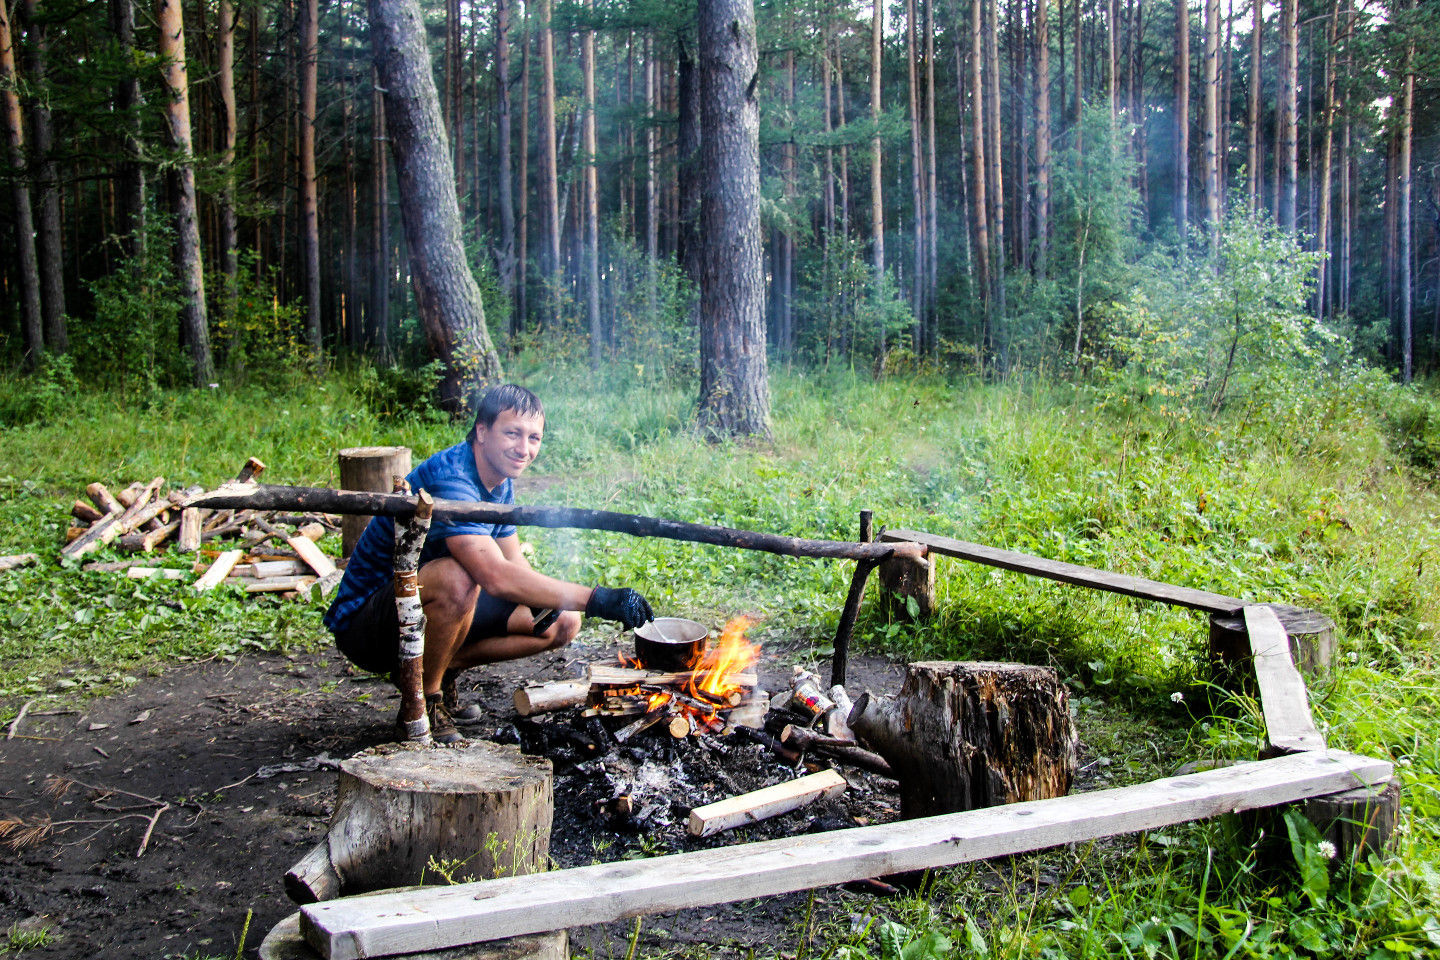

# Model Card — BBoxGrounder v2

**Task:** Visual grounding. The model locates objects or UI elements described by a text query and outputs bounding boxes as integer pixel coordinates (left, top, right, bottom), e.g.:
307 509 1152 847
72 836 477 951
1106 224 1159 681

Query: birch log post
849 661 1078 818
394 484 434 743
283 740 553 904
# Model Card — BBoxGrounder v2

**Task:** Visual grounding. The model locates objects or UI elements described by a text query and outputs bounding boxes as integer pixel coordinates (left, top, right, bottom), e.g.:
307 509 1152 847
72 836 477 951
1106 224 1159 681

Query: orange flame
686 617 760 704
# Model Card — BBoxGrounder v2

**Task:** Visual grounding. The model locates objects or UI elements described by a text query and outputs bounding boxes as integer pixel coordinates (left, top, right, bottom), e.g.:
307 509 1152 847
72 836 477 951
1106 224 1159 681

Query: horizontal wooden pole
1245 605 1327 754
881 529 1244 614
188 484 925 563
300 750 1390 960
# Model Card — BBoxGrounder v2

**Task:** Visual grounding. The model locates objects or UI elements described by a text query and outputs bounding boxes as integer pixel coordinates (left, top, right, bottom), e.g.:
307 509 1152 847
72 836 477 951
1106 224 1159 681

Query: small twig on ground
6 699 36 740
136 803 169 857
210 772 257 794
50 777 164 807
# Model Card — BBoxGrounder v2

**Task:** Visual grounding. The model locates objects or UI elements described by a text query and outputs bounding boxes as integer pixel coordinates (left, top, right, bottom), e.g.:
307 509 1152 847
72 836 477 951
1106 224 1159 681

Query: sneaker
442 668 484 723
425 692 465 744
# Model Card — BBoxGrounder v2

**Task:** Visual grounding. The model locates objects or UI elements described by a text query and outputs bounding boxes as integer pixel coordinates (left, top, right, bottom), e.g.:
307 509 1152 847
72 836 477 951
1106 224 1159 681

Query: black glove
585 586 655 630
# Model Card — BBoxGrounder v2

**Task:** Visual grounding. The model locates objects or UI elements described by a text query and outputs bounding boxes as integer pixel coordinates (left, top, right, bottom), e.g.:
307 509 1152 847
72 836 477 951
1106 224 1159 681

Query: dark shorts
332 584 520 676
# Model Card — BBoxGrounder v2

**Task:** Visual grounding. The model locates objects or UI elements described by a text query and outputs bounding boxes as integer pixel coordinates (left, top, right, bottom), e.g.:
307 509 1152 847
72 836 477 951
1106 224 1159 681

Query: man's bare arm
447 534 592 611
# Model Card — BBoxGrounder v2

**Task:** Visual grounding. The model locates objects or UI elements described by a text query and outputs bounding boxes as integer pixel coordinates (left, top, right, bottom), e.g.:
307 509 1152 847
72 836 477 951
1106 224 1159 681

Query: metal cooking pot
633 617 709 670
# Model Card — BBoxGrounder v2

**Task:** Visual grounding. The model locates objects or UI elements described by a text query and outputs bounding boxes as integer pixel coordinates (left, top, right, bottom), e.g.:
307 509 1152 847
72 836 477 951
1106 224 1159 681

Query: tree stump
849 661 1078 819
877 554 936 621
284 741 552 903
338 446 412 557
260 903 568 960
1303 778 1402 863
1209 602 1336 682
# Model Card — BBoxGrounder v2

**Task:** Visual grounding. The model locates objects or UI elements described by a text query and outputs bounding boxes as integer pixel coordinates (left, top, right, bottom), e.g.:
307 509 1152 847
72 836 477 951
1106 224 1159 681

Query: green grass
2 362 1439 957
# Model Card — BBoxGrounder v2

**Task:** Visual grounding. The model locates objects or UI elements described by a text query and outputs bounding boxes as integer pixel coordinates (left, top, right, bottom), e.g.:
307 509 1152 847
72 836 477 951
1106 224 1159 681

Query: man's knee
542 611 582 651
418 558 478 618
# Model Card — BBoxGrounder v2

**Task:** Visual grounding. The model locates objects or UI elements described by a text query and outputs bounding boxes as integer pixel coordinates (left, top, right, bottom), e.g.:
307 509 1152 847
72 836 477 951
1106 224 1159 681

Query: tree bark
1278 0 1297 232
219 0 239 334
969 0 992 343
110 0 146 261
1174 0 1189 238
1246 0 1261 212
537 0 559 316
869 0 884 290
582 0 600 369
1036 0 1050 279
157 0 213 385
1202 0 1220 248
0 0 43 367
645 34 657 323
924 0 938 342
678 38 702 286
21 0 66 354
985 0 1006 328
370 69 392 364
495 0 517 312
370 0 505 410
906 0 925 348
1399 4 1413 382
300 0 321 357
517 4 530 334
695 0 770 440
1314 0 1338 318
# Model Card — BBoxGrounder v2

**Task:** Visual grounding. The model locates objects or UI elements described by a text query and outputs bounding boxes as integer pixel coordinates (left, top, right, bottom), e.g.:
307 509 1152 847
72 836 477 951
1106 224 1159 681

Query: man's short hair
472 384 544 435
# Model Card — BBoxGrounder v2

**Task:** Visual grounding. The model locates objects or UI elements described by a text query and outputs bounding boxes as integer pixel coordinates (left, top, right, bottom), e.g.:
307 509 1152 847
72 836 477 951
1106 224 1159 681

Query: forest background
1 0 1440 956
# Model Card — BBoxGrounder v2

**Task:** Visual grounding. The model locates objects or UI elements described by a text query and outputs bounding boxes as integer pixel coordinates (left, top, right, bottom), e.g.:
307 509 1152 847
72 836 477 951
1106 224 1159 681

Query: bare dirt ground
0 633 921 960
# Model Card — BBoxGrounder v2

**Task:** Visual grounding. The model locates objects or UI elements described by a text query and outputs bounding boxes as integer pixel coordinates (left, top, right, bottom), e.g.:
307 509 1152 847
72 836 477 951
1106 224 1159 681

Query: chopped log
687 769 847 837
84 559 152 573
64 526 86 542
244 576 318 593
71 500 104 523
337 446 412 557
118 519 180 553
1244 605 1326 756
668 715 696 738
1303 778 1401 863
587 664 758 689
613 706 675 743
849 661 1078 818
284 740 553 904
1209 602 1337 680
61 513 122 559
260 906 567 960
86 483 123 516
189 484 929 564
114 481 146 507
297 522 327 542
127 567 189 580
513 680 590 717
392 486 433 742
290 535 337 578
283 842 342 905
779 725 895 779
176 508 203 553
0 553 37 572
299 750 1393 960
194 549 244 592
878 552 936 621
253 559 311 578
114 477 165 529
236 456 267 483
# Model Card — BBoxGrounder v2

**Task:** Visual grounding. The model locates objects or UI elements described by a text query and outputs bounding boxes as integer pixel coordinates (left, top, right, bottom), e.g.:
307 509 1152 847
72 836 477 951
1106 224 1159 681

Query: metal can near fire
789 675 835 718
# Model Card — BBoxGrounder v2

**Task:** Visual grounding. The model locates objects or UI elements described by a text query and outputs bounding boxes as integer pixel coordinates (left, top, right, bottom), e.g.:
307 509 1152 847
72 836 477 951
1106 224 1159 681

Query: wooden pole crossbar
187 484 926 564
880 529 1245 615
300 750 1392 960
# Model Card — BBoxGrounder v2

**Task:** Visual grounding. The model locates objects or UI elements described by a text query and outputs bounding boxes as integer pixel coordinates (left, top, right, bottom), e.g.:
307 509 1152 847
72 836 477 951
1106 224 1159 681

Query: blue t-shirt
324 440 517 633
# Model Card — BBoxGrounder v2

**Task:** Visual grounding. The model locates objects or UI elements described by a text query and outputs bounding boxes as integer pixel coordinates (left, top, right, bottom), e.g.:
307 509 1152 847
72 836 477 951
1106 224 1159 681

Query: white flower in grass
1317 840 1338 860
1170 692 1184 703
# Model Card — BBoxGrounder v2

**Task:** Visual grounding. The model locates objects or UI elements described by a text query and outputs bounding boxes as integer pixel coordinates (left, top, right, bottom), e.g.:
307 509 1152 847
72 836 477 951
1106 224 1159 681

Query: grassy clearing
2 364 1439 957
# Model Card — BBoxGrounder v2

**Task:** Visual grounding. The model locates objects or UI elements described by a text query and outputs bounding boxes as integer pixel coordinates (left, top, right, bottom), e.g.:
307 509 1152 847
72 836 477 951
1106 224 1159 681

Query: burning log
848 661 1078 819
513 680 590 717
686 769 848 837
284 741 553 904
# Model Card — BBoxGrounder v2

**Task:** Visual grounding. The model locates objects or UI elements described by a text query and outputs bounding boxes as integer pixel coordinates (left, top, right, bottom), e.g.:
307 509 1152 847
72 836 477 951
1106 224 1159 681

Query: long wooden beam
880 529 1244 614
187 484 924 563
300 750 1390 960
1245 605 1327 754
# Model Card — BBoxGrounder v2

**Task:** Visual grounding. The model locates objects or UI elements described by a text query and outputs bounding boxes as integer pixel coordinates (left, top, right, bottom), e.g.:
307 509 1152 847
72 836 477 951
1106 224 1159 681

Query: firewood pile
509 619 895 840
62 457 344 602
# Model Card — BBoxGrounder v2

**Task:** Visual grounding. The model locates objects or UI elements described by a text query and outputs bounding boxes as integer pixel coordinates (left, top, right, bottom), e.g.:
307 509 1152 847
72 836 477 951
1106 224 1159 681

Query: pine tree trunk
1246 0 1260 212
1174 0 1189 237
517 4 530 334
538 0 559 318
1278 0 1297 232
369 0 504 409
695 0 769 441
1108 0 1117 125
300 0 321 356
924 0 937 343
495 0 517 311
837 39 850 237
985 0 1006 329
779 49 795 357
1202 0 1219 247
22 0 66 353
869 0 884 290
1036 0 1050 278
1314 0 1337 318
678 40 702 285
370 70 392 364
0 0 42 367
969 0 991 345
582 0 600 369
906 0 924 348
110 0 146 261
1399 5 1413 383
157 0 213 385
644 34 657 323
218 0 239 334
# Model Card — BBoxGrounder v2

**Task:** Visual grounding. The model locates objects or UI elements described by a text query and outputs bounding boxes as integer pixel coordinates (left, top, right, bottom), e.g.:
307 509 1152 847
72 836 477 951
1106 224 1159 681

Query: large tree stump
284 741 552 903
261 903 568 960
1209 602 1336 682
849 661 1078 819
877 553 936 621
338 446 412 557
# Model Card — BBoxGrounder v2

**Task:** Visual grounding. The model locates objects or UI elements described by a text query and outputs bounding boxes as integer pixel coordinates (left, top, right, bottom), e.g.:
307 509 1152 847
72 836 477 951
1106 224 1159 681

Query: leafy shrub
355 359 449 423
0 354 80 428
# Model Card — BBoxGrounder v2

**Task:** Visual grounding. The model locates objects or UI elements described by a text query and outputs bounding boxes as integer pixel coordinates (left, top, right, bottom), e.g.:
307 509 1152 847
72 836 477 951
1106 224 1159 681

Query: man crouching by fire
324 384 655 742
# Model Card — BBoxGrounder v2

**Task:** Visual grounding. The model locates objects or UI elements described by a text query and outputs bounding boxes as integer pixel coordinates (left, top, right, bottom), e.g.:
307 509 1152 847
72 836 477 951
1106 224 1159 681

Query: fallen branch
6 699 36 740
0 553 38 573
136 803 169 858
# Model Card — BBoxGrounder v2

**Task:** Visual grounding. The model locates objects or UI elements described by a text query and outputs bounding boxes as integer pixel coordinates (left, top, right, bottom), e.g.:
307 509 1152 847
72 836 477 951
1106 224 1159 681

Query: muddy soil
0 632 928 960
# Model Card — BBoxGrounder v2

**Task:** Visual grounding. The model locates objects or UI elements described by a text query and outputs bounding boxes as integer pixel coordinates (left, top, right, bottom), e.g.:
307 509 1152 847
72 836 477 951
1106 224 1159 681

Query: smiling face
472 408 545 490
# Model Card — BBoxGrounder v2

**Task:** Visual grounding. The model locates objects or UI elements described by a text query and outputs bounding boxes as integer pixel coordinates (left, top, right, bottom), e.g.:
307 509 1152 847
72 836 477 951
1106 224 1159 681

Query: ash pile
501 618 901 867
